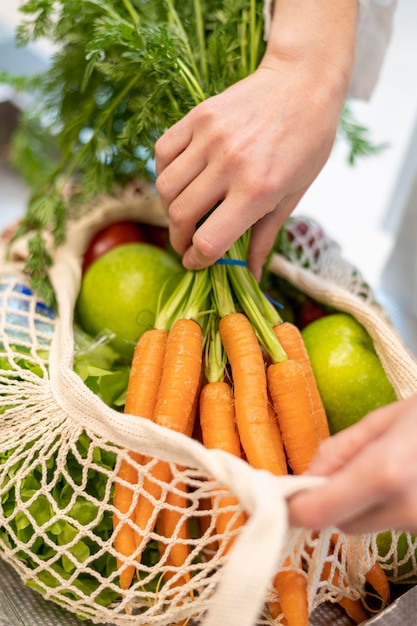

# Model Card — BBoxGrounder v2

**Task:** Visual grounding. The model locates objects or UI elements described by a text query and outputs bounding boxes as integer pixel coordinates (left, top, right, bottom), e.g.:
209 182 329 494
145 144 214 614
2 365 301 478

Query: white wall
295 0 417 291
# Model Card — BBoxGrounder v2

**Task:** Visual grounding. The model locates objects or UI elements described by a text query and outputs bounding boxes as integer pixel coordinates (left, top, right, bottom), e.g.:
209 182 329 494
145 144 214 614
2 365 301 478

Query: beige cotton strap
269 253 417 399
201 474 326 626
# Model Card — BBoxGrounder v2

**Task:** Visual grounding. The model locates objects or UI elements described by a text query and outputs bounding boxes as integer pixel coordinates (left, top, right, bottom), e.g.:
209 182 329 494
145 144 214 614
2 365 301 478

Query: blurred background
1 0 417 352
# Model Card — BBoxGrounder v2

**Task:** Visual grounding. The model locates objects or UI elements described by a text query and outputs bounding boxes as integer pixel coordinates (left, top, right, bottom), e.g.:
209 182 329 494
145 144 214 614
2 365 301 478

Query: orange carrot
267 358 320 475
134 459 171 553
267 597 284 623
113 453 142 590
217 314 309 622
124 328 168 418
134 318 203 562
339 596 369 624
272 558 309 626
319 553 369 624
219 312 288 476
273 321 330 441
266 405 307 625
197 495 219 559
325 534 389 621
199 381 241 456
156 475 191 587
363 561 390 613
113 328 167 590
199 380 247 553
267 400 289 474
155 383 201 585
153 318 203 433
329 534 390 615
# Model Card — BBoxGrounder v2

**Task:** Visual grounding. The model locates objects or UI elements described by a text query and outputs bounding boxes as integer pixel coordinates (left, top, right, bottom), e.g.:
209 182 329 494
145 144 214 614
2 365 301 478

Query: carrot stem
210 262 235 318
230 272 287 364
224 240 287 363
228 238 281 326
204 317 227 384
154 270 195 331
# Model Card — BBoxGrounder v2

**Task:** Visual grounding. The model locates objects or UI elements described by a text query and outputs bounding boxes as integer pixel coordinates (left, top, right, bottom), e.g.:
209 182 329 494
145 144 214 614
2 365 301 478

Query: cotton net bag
1 182 417 626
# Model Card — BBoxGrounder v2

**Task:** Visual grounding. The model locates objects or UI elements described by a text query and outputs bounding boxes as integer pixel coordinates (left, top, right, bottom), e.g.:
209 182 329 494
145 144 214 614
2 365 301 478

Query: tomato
143 224 169 249
82 220 171 273
296 298 329 329
82 221 148 273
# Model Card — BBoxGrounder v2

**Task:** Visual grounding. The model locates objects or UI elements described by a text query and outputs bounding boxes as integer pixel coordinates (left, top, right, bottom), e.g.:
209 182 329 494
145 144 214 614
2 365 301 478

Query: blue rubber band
264 293 284 309
215 259 284 310
215 258 248 267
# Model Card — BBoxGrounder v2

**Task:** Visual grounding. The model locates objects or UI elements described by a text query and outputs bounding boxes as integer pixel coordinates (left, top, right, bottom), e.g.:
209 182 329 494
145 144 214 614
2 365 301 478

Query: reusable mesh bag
1 183 417 626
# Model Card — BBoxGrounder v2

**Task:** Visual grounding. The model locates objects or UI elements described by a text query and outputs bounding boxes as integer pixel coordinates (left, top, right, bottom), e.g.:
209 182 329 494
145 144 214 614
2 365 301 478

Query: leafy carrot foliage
2 0 383 305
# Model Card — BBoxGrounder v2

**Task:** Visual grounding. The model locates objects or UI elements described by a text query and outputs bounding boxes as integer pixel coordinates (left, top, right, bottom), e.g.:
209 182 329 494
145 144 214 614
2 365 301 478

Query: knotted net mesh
0 189 416 626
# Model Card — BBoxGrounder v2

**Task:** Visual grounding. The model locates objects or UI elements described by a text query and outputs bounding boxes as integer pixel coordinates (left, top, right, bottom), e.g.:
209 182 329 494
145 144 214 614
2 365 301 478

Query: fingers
155 144 208 215
288 398 417 533
181 191 277 270
306 400 403 477
288 439 391 531
248 190 306 281
155 117 193 177
164 165 226 257
336 495 417 536
155 106 225 227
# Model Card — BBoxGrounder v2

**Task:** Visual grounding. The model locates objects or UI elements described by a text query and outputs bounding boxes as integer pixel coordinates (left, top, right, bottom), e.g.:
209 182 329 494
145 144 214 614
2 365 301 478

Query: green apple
76 242 183 359
301 313 396 434
376 531 417 582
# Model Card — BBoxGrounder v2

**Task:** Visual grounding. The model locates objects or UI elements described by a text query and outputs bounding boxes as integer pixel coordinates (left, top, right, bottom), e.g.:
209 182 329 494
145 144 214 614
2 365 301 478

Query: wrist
261 0 358 102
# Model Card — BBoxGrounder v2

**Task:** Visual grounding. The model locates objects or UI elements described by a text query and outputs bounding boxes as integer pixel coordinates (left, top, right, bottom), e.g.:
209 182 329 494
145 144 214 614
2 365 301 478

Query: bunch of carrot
110 231 389 625
112 268 210 592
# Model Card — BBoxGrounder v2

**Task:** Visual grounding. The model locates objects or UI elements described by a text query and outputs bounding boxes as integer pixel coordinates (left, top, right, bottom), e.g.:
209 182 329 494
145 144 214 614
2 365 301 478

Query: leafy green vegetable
0 431 121 607
3 0 384 306
338 103 388 166
0 346 46 380
73 325 130 409
0 319 162 607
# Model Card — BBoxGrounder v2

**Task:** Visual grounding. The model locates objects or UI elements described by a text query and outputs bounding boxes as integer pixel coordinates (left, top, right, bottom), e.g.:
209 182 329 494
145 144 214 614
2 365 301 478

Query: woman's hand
155 0 357 279
288 395 417 535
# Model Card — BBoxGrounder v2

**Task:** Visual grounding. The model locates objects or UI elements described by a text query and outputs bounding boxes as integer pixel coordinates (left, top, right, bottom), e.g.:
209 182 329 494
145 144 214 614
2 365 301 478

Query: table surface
0 558 97 626
2 552 417 626
0 555 356 626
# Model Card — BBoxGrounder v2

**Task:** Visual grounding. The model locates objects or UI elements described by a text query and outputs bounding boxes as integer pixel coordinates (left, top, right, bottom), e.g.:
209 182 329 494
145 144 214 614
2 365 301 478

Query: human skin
288 395 417 535
155 0 358 280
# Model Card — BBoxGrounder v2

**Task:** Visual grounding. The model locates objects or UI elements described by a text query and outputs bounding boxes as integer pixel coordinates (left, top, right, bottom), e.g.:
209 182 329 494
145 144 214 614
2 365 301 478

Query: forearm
262 0 358 103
